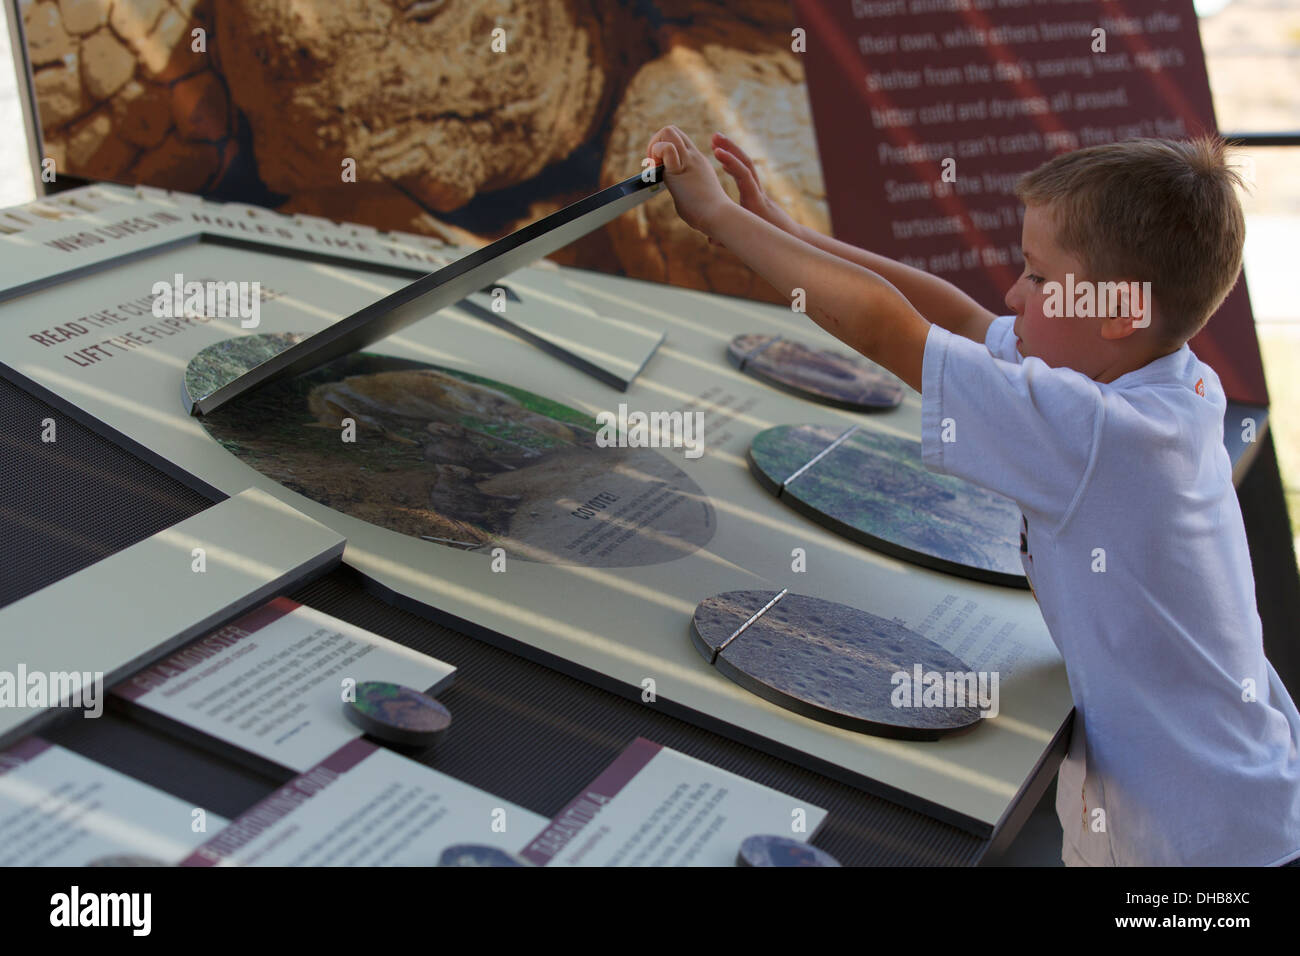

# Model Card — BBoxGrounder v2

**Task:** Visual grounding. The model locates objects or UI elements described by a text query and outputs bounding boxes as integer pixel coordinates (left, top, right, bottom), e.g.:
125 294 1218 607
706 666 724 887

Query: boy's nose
1004 283 1021 314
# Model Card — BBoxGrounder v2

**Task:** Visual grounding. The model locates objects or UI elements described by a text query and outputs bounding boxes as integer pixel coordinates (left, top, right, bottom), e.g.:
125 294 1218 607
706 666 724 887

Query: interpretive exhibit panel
0 738 228 866
179 740 546 866
521 737 828 867
1 185 664 396
0 487 345 748
185 168 664 412
112 597 458 773
0 187 1072 833
491 263 666 390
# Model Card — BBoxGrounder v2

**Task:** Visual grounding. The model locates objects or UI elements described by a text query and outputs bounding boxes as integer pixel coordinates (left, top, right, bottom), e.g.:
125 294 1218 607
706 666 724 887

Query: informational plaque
520 738 828 867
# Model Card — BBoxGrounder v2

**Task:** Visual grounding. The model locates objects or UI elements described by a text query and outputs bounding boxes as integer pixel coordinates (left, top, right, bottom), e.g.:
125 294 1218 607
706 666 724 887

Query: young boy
645 126 1300 866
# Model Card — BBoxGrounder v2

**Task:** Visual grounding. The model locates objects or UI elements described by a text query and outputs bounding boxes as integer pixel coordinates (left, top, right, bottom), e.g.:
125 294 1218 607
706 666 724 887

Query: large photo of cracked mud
186 333 715 567
26 0 828 305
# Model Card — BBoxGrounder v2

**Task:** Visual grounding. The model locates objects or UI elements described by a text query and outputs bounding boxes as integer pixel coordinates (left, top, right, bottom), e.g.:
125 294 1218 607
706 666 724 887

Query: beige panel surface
0 488 345 748
0 190 1071 831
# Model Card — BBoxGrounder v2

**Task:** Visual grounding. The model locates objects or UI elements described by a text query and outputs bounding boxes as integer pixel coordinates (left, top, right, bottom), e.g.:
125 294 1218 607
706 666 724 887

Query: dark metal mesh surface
2 373 986 865
0 375 214 608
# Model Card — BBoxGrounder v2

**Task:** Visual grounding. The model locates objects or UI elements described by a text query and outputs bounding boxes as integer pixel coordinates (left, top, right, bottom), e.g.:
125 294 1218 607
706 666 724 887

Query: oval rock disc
748 423 1026 587
438 844 532 867
84 855 171 867
727 333 903 410
691 589 984 739
736 834 841 867
344 681 452 747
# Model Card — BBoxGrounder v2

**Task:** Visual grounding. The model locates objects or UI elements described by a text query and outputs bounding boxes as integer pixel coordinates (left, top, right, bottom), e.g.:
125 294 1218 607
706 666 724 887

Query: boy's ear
1097 279 1151 340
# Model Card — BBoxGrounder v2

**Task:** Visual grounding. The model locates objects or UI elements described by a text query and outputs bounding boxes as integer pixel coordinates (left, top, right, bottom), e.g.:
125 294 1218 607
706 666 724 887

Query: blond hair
1013 136 1246 343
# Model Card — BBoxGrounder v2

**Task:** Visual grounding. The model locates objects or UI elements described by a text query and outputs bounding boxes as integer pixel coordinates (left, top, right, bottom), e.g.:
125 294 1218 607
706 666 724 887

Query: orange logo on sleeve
1195 378 1205 396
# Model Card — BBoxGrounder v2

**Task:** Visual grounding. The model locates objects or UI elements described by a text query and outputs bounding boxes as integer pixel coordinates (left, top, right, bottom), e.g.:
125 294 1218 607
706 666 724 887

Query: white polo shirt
921 314 1300 866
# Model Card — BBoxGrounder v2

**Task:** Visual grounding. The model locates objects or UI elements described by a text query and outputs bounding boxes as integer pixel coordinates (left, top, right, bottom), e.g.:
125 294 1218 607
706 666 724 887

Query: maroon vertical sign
794 0 1267 405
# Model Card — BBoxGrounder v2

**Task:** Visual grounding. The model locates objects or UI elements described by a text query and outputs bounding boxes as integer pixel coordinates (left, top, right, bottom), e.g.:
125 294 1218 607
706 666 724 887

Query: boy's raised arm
711 132 999 345
709 203 930 392
649 127 930 392
786 230 997 345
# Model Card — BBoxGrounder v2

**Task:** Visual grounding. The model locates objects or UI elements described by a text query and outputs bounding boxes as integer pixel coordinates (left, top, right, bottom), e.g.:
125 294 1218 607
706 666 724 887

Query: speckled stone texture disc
691 589 982 739
736 834 841 867
727 334 903 410
748 423 1026 587
343 681 452 747
438 844 532 867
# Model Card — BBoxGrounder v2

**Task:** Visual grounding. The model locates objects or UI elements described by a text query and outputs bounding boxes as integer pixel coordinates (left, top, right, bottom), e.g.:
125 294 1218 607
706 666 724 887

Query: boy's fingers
666 143 683 173
646 126 673 157
715 133 760 180
650 127 683 157
715 148 761 204
713 133 759 178
667 128 697 165
647 126 682 154
714 147 748 181
666 127 692 155
667 125 704 157
650 141 683 174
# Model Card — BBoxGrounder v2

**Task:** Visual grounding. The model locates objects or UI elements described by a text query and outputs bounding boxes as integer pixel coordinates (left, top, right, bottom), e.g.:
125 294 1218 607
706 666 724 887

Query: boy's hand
710 133 803 239
647 126 732 239
649 128 929 393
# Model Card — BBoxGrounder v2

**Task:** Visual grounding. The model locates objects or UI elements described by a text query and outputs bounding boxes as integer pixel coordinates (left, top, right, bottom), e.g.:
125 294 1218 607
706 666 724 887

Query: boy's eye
1025 273 1046 286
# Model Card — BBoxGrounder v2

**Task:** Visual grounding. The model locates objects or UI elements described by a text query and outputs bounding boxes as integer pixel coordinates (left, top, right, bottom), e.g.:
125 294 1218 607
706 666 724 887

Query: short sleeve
921 321 1103 529
985 314 1019 362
